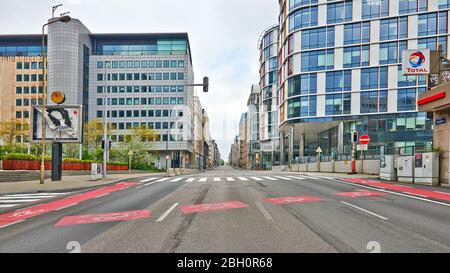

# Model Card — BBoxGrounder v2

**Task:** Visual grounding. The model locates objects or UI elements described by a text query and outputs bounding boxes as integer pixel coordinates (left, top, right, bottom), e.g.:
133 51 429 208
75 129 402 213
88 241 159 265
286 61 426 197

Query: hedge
3 153 127 166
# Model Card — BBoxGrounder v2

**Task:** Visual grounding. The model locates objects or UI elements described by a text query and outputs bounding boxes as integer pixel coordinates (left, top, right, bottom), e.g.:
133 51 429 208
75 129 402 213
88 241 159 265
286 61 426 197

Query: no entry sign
359 135 370 145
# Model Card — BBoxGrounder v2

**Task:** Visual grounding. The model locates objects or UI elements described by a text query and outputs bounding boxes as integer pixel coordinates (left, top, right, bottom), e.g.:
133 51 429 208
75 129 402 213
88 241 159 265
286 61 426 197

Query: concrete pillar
289 126 294 164
280 132 285 166
299 133 305 157
338 121 344 154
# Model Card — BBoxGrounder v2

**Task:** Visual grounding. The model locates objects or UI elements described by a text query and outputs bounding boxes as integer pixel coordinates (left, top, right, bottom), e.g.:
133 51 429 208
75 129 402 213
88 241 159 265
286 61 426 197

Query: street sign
357 144 368 151
316 147 322 154
359 135 370 145
31 105 83 143
436 118 446 125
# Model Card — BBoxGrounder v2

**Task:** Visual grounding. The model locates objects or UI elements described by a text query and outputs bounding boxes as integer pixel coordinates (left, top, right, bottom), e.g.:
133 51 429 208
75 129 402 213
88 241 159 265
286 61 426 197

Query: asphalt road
1 166 450 253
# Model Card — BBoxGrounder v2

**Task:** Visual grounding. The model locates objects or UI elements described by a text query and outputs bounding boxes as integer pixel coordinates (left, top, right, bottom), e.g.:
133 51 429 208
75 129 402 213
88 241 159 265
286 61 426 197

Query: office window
325 94 344 115
439 0 450 9
16 74 22 81
16 87 22 94
289 0 318 10
287 96 317 118
327 1 352 24
343 46 370 68
361 67 388 90
289 6 318 31
380 17 408 41
360 91 379 113
326 70 351 93
16 62 22 69
398 65 419 87
24 62 30 69
178 60 185 67
31 62 37 69
379 42 400 64
302 27 334 49
23 75 30 81
16 99 22 106
97 61 103 69
301 49 334 72
418 13 437 36
398 88 417 111
344 22 370 45
97 74 103 81
362 0 389 19
418 37 437 50
97 98 103 106
178 73 185 80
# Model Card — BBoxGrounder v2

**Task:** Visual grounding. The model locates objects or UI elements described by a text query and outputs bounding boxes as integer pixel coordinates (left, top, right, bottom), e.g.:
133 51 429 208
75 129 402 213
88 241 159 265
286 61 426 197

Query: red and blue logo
409 51 426 68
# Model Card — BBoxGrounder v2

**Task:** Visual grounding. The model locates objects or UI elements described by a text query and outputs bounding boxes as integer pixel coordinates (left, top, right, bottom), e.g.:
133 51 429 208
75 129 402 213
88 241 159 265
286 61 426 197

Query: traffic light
102 140 112 150
351 131 358 143
203 76 209 92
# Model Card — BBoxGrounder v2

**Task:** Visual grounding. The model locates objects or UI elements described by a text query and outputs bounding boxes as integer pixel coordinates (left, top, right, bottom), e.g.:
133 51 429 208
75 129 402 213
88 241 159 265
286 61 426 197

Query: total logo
406 51 428 73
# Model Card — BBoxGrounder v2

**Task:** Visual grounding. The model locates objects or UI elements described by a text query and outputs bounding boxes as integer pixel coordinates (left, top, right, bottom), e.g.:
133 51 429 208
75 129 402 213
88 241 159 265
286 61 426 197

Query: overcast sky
0 0 279 160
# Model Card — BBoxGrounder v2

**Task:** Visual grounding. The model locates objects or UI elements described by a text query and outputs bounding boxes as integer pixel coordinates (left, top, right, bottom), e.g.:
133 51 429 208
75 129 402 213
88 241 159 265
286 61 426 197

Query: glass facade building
277 0 442 161
259 25 281 169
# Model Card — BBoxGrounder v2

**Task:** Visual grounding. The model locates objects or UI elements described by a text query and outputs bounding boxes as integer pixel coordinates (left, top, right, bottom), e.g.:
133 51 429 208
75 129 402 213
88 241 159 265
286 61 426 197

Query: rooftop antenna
52 4 63 18
60 11 71 17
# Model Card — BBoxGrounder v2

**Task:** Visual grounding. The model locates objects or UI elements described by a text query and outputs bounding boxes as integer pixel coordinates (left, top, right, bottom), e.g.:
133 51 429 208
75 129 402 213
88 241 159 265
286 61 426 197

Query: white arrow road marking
263 176 278 181
156 203 179 222
341 201 389 221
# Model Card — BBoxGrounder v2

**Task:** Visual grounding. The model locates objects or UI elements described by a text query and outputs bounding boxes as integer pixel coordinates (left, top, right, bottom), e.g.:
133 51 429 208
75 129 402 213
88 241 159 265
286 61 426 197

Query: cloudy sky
0 0 279 160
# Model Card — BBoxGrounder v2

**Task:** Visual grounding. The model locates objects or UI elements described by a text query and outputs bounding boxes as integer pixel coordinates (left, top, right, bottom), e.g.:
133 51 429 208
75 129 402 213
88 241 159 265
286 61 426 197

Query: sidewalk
0 172 165 195
284 171 379 179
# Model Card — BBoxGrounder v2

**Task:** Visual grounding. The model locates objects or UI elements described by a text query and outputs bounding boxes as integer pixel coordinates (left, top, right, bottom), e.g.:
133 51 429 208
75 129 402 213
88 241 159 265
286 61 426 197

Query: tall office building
0 35 46 143
258 25 281 169
276 0 444 163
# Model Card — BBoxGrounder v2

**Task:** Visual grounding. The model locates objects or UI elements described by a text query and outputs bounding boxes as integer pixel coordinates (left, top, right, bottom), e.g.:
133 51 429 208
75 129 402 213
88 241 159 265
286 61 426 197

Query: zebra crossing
139 175 334 185
0 192 70 209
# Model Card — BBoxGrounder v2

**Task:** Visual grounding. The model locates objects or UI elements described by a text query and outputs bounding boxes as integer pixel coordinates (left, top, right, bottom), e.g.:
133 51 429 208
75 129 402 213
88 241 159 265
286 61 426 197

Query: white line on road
0 220 24 229
0 196 56 200
403 192 428 198
251 177 263 181
140 177 158 183
186 178 196 183
199 178 208 182
263 176 278 181
0 204 18 208
226 177 235 181
340 201 389 221
255 201 273 221
94 193 110 199
1 192 69 197
274 176 292 180
156 178 170 182
238 177 248 181
0 199 40 203
213 177 221 182
287 176 306 180
55 203 79 211
331 179 450 208
156 203 179 222
170 177 184 182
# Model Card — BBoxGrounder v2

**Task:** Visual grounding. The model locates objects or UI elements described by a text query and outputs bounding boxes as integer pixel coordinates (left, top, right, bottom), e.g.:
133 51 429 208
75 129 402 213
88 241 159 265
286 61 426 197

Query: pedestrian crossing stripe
186 178 195 182
274 176 292 180
238 177 249 181
199 178 208 182
288 176 306 180
213 178 221 182
170 177 184 182
140 177 158 183
263 176 278 181
226 177 235 181
0 192 70 210
251 177 263 181
156 178 170 182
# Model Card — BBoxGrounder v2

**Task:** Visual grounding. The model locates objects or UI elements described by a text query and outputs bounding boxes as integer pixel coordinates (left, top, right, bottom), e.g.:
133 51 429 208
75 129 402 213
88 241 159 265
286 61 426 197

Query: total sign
402 49 430 75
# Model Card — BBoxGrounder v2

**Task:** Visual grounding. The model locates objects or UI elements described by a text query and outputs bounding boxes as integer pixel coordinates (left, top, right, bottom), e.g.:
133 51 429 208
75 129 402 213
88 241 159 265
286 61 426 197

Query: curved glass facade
259 25 280 168
277 0 442 157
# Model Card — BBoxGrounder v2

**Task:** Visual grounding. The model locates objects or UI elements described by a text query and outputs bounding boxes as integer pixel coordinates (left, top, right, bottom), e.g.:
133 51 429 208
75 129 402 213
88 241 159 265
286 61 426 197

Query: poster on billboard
31 105 83 143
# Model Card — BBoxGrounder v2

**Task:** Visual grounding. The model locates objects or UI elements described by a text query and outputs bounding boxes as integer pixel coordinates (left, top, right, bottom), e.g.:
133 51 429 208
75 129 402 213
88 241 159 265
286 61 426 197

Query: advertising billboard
31 105 83 143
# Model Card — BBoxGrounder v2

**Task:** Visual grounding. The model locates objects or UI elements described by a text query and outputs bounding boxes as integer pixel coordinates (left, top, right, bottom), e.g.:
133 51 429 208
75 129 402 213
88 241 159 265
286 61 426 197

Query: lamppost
39 15 71 185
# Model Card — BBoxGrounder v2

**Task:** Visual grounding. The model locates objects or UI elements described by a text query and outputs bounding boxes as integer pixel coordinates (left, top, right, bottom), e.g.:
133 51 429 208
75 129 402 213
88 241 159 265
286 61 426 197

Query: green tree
0 119 30 144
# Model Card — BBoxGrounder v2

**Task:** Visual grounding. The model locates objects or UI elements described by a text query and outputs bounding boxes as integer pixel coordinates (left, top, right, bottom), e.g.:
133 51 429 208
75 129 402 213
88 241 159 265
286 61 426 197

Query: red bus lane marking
55 210 151 227
0 182 138 228
264 196 322 205
335 191 387 198
340 178 450 202
180 201 249 215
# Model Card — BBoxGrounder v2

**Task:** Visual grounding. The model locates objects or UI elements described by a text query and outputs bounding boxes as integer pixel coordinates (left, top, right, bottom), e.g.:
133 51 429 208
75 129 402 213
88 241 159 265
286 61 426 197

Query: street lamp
39 15 71 185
